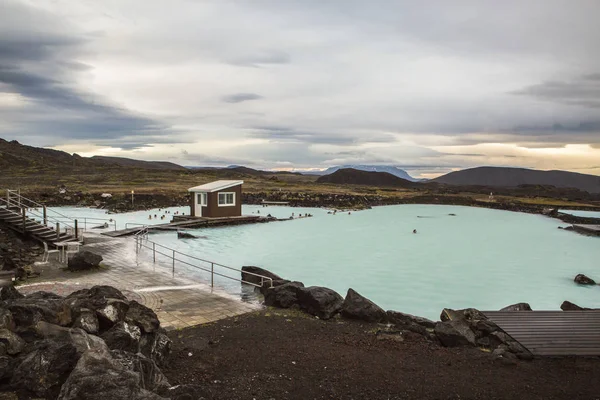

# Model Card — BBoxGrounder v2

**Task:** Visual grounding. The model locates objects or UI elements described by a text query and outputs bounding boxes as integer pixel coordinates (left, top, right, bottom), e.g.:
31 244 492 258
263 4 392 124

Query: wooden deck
484 311 600 356
103 215 277 237
572 224 600 236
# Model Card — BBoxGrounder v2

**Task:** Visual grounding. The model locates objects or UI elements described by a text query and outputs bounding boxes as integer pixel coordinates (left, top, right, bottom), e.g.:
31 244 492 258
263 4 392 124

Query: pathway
18 233 261 331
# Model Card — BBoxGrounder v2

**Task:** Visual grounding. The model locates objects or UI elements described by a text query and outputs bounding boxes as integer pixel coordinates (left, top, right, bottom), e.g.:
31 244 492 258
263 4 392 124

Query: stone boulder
11 340 80 399
0 328 25 355
499 303 532 312
65 287 129 331
0 284 23 301
296 286 344 320
6 297 73 334
111 350 171 393
574 274 596 285
434 319 476 347
72 308 100 334
257 278 291 296
386 310 436 330
241 266 282 286
67 250 103 271
57 348 166 400
340 288 387 323
139 328 172 367
101 321 142 353
561 300 591 311
33 321 108 354
177 231 197 239
0 308 15 331
125 301 160 333
0 355 14 381
263 281 304 308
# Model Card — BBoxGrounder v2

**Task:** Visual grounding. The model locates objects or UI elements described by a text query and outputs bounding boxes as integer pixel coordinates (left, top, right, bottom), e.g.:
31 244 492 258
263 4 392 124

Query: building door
195 192 207 217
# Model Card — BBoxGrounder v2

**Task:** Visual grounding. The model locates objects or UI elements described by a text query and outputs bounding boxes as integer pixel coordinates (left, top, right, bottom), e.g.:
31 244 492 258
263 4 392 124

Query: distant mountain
316 168 419 188
315 165 423 182
91 156 187 171
433 167 600 194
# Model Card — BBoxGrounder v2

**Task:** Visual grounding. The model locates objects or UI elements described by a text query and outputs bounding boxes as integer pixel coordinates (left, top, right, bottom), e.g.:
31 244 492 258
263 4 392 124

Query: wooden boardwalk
484 311 600 356
572 224 600 236
103 215 276 237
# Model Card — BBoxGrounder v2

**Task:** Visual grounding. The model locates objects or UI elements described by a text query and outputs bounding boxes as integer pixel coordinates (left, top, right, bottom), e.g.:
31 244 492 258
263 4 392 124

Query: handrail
6 190 75 222
134 234 273 289
0 196 82 240
37 215 117 231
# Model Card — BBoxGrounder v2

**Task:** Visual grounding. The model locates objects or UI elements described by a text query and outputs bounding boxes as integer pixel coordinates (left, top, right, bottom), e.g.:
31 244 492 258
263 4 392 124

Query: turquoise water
50 205 600 320
559 209 600 218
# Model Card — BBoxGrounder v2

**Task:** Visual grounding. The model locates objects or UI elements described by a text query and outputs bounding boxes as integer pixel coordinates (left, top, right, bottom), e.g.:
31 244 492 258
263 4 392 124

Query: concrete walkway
18 233 261 331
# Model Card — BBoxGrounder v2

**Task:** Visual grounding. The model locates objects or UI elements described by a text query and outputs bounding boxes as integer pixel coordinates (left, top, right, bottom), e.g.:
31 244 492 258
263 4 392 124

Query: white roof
188 180 243 193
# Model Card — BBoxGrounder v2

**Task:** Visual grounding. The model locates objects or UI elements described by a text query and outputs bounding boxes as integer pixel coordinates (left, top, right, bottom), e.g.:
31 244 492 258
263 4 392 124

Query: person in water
413 229 417 234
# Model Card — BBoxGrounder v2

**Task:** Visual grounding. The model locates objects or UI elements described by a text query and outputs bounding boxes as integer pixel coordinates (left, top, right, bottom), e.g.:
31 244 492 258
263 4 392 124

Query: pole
43 206 47 225
21 207 26 232
172 250 175 278
153 242 156 262
56 222 60 240
131 190 134 207
74 220 78 240
211 263 214 287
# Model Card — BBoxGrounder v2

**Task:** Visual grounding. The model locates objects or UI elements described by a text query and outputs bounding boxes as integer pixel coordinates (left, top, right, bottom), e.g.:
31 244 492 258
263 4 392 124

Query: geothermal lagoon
51 204 600 320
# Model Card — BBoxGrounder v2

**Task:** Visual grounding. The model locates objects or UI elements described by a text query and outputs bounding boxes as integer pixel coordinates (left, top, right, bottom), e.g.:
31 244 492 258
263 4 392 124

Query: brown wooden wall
189 193 196 217
204 184 242 218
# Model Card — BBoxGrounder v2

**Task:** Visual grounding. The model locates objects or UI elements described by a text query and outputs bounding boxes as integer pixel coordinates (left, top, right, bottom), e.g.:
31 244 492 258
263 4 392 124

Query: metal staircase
0 189 80 246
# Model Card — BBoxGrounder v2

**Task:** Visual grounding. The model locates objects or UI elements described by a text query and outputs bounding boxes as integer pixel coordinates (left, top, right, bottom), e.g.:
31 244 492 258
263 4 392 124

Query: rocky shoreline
242 266 599 364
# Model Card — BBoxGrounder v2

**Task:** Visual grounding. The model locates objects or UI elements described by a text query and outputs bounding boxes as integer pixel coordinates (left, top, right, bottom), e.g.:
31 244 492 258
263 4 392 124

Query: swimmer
413 229 417 234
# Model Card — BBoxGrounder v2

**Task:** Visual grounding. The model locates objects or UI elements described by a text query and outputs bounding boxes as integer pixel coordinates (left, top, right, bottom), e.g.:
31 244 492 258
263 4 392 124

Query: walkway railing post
211 263 214 287
153 242 156 262
172 250 175 278
56 222 60 240
21 207 26 232
74 220 78 240
43 206 47 226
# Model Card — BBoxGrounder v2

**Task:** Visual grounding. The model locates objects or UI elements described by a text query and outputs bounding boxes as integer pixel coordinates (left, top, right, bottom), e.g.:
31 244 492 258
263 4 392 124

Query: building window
197 193 207 206
218 192 235 206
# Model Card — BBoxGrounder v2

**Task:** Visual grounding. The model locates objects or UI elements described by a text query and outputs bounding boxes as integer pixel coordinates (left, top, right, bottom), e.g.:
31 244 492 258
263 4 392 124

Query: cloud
512 74 600 108
227 50 291 67
222 93 263 103
1 0 600 176
0 1 168 142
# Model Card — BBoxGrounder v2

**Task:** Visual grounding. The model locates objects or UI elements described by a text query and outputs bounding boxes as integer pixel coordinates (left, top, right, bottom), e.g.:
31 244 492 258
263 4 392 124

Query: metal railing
0 196 82 241
133 232 273 289
3 189 117 238
40 216 117 232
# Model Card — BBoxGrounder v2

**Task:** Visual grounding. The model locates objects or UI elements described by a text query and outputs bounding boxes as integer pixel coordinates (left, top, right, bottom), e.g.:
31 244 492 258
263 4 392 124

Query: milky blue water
559 209 600 218
49 204 600 320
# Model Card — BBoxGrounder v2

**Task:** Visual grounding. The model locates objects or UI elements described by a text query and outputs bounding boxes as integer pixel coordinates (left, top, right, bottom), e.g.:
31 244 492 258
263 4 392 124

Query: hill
317 168 419 188
91 156 187 171
313 165 422 182
0 138 189 172
0 139 95 171
433 167 600 194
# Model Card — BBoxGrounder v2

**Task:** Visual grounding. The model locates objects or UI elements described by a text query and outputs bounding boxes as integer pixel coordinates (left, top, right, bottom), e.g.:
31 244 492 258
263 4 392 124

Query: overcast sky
1 0 599 177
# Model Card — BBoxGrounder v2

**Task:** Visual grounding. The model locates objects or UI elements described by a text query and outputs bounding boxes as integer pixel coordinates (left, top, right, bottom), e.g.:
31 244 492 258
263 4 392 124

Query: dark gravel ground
164 309 600 400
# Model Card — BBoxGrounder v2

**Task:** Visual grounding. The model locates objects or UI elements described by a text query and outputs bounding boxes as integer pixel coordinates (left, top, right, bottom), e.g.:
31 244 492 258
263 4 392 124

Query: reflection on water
52 204 600 320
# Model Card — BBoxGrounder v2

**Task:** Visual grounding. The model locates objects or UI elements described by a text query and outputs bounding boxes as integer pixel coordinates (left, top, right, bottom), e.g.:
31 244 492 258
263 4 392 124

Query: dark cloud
222 93 263 103
512 75 600 108
0 1 167 143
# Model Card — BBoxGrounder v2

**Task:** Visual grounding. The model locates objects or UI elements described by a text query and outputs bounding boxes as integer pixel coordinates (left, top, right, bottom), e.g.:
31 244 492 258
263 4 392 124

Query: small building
188 180 243 218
